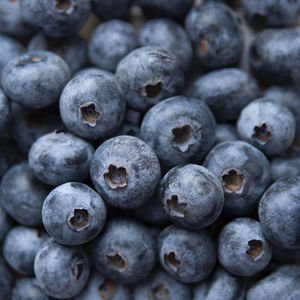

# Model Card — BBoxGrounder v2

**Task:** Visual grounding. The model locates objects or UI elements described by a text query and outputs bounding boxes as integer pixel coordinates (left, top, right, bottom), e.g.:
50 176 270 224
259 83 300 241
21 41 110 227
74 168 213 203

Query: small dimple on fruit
104 165 127 189
165 252 181 269
253 123 272 143
151 284 170 300
70 209 89 229
167 195 187 217
200 36 211 54
98 279 116 299
106 254 127 270
145 82 162 98
80 103 100 125
73 262 83 280
171 125 195 152
55 0 72 11
222 169 245 192
246 239 263 260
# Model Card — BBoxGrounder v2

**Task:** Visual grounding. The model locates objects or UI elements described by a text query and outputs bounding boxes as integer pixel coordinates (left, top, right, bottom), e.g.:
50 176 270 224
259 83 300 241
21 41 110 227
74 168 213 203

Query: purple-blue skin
191 68 260 122
34 239 90 299
0 205 11 242
247 265 300 300
42 182 106 246
250 28 300 84
59 73 126 140
89 20 138 72
1 50 71 108
116 123 141 139
141 96 216 167
270 157 300 181
185 2 244 69
242 0 300 28
0 88 10 137
11 103 65 154
136 0 194 19
22 0 91 38
12 278 50 300
0 163 50 226
237 98 296 156
139 18 193 71
92 0 133 20
75 271 131 300
0 257 12 300
215 124 239 145
3 226 48 275
0 0 34 37
134 269 192 300
259 176 300 250
74 67 114 79
204 141 271 216
90 135 161 209
92 217 156 283
115 46 185 112
0 34 25 75
28 131 94 186
194 266 246 300
28 33 87 74
158 225 216 283
218 217 272 277
160 164 224 229
264 85 300 141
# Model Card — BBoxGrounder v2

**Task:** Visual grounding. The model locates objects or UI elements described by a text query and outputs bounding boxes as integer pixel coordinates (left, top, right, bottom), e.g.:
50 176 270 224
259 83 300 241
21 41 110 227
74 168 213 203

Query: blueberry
242 0 300 28
0 0 34 37
204 141 271 215
0 34 25 76
139 18 193 71
89 20 138 72
194 266 246 300
259 176 300 249
92 0 133 20
0 163 49 226
134 269 192 300
60 73 125 140
191 68 259 122
0 88 11 137
237 98 296 156
3 226 48 275
218 217 272 277
270 157 300 181
136 0 194 19
0 257 12 300
264 85 300 141
90 135 161 209
247 265 300 300
12 278 50 300
28 131 94 186
74 67 114 79
11 103 64 154
215 124 239 145
93 217 156 283
34 239 90 299
1 50 71 108
250 28 300 84
75 270 131 300
117 122 141 139
42 182 106 245
22 0 91 37
115 46 184 111
158 225 216 283
28 33 88 74
0 205 11 242
185 2 244 69
160 164 224 229
141 96 216 167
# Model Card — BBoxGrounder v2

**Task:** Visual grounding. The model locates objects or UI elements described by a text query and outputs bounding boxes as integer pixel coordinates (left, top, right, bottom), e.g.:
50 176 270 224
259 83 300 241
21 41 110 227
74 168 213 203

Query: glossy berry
270 157 300 181
92 0 133 20
42 182 106 245
90 135 161 209
0 88 11 137
28 131 94 186
215 124 239 144
218 218 272 277
93 217 156 283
